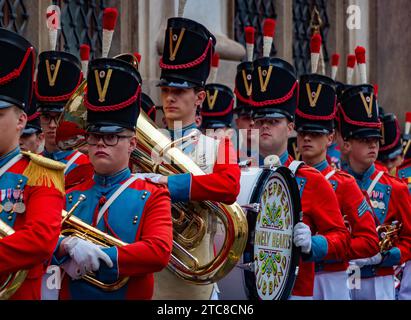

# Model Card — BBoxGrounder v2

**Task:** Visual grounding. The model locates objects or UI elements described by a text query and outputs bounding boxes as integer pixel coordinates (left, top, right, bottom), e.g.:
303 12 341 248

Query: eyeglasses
85 133 133 146
40 113 60 125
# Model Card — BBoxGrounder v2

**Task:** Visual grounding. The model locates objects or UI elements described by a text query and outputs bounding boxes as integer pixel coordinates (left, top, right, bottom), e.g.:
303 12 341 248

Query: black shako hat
295 74 337 134
378 113 403 161
234 61 253 116
85 58 142 133
35 50 83 113
201 83 234 129
288 136 302 161
0 28 36 112
141 92 157 123
158 17 216 88
339 84 381 140
22 90 42 135
250 57 298 122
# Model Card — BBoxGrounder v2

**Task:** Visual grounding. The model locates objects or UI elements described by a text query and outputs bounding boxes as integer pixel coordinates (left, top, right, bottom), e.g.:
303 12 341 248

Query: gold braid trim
21 151 66 196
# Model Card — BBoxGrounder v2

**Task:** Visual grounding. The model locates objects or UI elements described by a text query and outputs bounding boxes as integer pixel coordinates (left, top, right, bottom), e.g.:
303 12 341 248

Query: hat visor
379 147 403 161
253 112 287 121
38 105 64 113
22 127 41 136
86 124 128 134
157 78 197 89
0 100 13 109
202 121 229 130
350 128 382 139
297 125 331 134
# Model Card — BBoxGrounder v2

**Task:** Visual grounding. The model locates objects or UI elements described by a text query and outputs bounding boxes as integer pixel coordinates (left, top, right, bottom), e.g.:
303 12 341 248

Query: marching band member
0 28 64 300
52 57 173 300
35 48 89 176
200 54 235 133
295 73 379 300
233 26 258 165
326 54 343 169
397 112 411 300
19 92 44 154
376 112 404 176
249 20 350 299
339 84 411 300
141 93 157 123
153 16 241 300
37 10 93 300
398 112 411 192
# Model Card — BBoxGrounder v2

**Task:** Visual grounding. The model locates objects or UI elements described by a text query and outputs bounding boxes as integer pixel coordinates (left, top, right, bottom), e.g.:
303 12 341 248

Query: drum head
243 166 301 300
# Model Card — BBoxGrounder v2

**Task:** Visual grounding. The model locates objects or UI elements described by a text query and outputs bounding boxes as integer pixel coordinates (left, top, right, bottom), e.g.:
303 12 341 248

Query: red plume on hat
46 6 61 51
102 7 119 58
355 46 367 83
245 26 255 62
208 52 220 83
331 53 340 80
80 44 90 77
263 18 276 57
373 84 379 99
134 52 142 64
346 54 356 84
310 33 322 74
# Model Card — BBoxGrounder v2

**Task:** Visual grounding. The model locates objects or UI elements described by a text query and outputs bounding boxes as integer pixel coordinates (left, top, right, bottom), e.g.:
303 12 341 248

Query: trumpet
61 195 129 291
377 220 402 253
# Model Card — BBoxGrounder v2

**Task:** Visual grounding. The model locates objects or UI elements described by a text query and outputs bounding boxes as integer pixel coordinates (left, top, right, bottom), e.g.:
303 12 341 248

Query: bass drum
217 166 301 300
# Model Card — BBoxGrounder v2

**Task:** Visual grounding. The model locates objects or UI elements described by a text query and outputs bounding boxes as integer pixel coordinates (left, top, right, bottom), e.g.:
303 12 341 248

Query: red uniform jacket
54 168 173 300
314 160 379 273
284 155 350 297
42 149 92 188
344 164 411 277
167 135 241 204
0 148 64 300
398 158 411 193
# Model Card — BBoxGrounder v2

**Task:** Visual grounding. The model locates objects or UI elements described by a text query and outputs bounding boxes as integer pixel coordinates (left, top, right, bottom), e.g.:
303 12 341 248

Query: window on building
0 0 29 34
52 0 106 58
234 0 277 60
293 0 330 76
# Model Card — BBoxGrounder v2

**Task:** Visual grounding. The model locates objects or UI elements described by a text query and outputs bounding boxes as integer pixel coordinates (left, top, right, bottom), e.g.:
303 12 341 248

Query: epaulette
384 171 407 186
334 170 353 179
21 151 65 195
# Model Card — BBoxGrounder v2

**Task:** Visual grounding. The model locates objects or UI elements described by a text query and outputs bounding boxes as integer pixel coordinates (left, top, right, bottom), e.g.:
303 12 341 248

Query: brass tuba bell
133 112 248 284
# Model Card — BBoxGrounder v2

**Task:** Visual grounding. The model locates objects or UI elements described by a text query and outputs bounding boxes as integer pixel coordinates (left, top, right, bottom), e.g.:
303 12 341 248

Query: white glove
138 173 164 184
61 259 84 280
293 222 312 254
351 253 382 267
63 237 113 273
